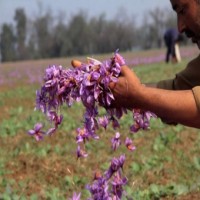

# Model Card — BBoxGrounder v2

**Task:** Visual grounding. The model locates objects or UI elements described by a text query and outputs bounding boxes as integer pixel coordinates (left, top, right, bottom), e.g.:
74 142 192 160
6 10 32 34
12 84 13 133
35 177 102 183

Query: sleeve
156 54 200 125
192 86 200 111
156 79 174 90
157 54 200 90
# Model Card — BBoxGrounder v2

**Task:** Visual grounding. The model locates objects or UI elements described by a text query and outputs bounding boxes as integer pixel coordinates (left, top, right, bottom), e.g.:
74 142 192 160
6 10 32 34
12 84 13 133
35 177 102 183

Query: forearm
133 86 200 128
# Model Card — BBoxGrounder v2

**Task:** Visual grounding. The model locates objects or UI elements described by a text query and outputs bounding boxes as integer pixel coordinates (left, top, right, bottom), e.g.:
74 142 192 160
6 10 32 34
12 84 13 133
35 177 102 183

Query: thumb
120 65 133 76
71 60 82 68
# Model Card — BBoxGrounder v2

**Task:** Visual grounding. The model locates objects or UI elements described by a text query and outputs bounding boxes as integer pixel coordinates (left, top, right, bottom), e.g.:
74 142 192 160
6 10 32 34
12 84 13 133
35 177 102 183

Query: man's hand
71 59 143 109
109 65 142 109
71 60 82 68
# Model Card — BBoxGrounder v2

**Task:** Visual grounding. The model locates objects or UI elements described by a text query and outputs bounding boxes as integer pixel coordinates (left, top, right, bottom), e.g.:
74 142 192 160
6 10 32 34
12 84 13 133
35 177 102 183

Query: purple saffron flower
111 117 120 130
31 51 156 164
76 145 88 159
98 116 109 129
35 88 47 113
28 123 45 141
115 108 127 120
130 122 140 133
114 50 126 66
125 137 136 151
93 171 102 180
87 155 128 199
130 109 156 133
111 132 121 151
87 57 102 65
46 127 56 135
76 128 89 143
105 155 125 180
93 86 101 100
47 111 63 128
111 172 128 199
69 192 81 200
91 71 101 82
87 177 109 200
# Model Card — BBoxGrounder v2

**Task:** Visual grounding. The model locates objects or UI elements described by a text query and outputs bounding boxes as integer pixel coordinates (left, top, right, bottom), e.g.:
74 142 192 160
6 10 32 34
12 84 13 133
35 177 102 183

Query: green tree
0 24 16 62
14 8 27 60
67 11 91 55
34 13 53 58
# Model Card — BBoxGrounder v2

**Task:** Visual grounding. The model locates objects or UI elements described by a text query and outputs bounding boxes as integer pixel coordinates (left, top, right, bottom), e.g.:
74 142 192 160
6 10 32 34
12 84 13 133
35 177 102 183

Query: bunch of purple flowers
28 51 156 156
70 155 131 200
87 155 129 200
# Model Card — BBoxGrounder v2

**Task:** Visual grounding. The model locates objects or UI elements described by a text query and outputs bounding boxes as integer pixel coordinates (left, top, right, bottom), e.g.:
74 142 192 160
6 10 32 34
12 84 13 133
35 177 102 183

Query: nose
177 16 186 33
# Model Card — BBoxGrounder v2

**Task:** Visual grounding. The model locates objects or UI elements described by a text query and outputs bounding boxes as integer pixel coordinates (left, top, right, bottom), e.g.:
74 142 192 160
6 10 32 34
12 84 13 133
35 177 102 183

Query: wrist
127 83 146 109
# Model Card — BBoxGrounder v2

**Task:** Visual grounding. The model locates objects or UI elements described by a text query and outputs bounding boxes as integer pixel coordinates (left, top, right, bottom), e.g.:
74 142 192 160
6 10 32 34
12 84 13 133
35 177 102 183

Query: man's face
170 0 200 45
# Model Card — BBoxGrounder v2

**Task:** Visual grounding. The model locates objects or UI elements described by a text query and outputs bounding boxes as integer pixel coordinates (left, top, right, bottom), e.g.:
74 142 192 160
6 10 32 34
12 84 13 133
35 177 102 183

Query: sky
0 0 172 26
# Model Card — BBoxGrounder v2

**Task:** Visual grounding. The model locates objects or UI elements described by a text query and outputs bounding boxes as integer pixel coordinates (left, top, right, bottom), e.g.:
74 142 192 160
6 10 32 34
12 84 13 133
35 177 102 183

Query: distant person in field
164 28 183 63
72 0 200 129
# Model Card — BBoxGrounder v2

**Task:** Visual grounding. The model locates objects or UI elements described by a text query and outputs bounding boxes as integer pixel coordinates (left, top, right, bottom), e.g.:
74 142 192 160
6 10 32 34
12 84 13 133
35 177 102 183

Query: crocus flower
98 116 109 129
46 127 56 135
111 117 120 130
69 192 81 200
114 50 126 66
111 132 121 151
28 123 45 141
47 110 63 128
125 137 136 151
76 145 88 159
130 109 156 133
86 177 109 200
76 128 89 143
105 155 125 180
31 51 156 162
130 122 140 133
111 172 128 199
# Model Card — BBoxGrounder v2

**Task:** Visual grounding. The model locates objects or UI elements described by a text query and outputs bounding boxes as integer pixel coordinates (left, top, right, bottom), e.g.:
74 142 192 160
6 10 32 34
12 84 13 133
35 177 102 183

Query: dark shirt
157 54 200 111
164 28 179 47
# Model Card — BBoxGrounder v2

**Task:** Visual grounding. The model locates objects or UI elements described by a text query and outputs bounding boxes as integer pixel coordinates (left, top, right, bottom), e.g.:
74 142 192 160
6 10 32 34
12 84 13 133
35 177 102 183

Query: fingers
109 81 117 90
109 66 132 90
120 65 134 76
71 60 82 68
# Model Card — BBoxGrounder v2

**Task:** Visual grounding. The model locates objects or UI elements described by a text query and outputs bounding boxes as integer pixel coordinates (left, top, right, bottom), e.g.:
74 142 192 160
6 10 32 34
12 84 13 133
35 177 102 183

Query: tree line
0 7 181 62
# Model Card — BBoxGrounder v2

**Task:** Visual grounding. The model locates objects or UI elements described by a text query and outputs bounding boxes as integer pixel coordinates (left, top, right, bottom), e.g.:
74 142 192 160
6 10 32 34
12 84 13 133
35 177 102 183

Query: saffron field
1 46 200 199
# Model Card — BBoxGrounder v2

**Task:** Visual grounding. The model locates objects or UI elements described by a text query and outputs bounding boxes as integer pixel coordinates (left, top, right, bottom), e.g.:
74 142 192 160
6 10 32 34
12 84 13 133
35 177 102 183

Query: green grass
0 50 200 199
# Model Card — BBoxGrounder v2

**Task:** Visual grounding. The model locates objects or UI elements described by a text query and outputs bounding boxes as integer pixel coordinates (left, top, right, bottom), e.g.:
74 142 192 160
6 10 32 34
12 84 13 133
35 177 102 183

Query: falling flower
76 145 88 159
111 172 128 199
69 192 81 200
98 116 109 129
31 51 156 160
125 137 136 151
76 128 90 143
111 132 121 151
105 155 125 180
87 155 129 200
130 109 156 133
28 123 45 141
